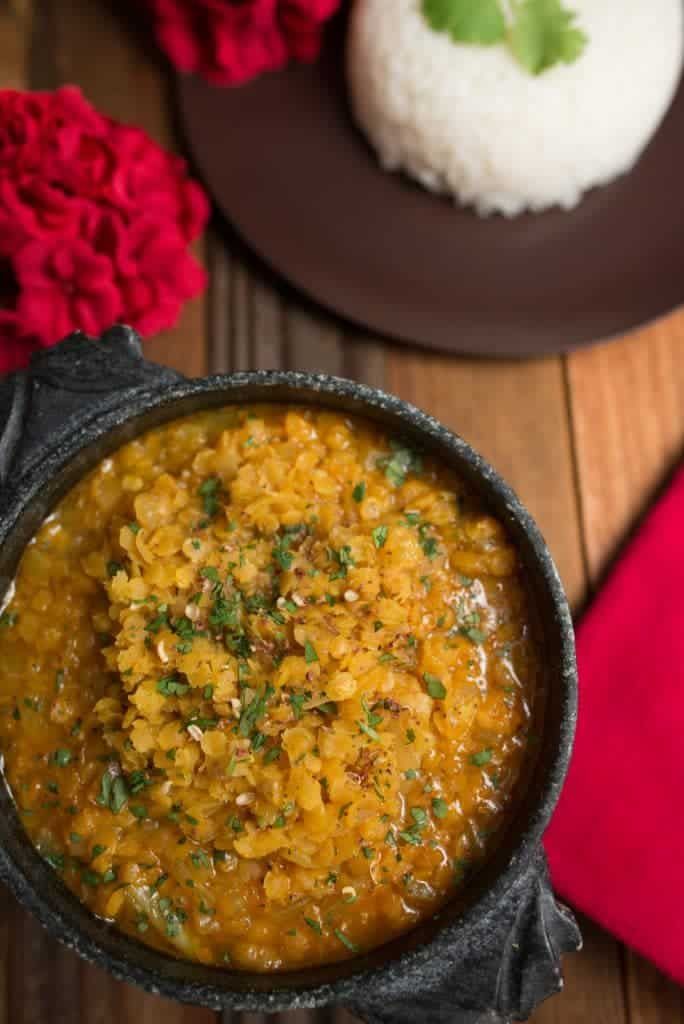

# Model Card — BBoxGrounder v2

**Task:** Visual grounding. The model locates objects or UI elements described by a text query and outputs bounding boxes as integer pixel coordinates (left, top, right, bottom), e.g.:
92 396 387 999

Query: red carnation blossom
0 86 209 373
147 0 340 86
14 237 121 346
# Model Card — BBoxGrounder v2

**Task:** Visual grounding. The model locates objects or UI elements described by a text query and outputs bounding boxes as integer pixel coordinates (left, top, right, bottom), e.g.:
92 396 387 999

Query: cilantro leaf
379 442 423 488
422 0 506 46
289 692 309 720
508 0 587 75
198 477 223 519
432 797 449 819
238 684 274 739
334 928 359 953
157 676 190 697
352 481 366 503
372 525 389 550
423 673 447 700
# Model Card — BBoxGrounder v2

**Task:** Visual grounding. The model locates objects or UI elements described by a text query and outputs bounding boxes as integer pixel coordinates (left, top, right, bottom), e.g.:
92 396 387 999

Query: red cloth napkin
544 465 684 982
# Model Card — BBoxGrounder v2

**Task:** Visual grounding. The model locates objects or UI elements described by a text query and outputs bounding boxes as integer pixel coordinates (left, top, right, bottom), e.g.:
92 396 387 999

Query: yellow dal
0 406 536 970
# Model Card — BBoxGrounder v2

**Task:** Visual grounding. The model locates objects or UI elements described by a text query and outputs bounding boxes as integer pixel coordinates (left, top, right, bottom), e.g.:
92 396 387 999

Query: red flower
14 237 121 344
147 0 340 86
107 125 210 242
0 86 210 372
95 212 207 336
0 178 89 255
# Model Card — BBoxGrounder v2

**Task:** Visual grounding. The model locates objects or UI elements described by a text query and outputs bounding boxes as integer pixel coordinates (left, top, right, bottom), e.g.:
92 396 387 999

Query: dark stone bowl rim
0 370 577 1012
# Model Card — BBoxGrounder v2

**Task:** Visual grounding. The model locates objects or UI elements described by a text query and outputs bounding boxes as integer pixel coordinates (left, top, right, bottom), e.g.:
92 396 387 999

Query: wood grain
566 324 684 1024
567 319 684 585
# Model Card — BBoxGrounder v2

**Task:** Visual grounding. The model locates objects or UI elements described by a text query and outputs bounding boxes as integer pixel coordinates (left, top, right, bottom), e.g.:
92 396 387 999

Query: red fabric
146 0 341 86
0 86 210 373
544 465 684 982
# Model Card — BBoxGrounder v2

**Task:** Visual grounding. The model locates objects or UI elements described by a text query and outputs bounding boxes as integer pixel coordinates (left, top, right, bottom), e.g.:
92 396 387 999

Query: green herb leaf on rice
422 0 586 75
422 0 506 45
509 0 587 75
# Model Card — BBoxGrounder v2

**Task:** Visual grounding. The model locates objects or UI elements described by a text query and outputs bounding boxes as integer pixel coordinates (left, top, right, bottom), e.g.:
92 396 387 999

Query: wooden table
2 1 684 1021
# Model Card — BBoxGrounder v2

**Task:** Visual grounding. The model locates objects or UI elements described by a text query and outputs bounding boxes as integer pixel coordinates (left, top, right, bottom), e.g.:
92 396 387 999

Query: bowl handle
0 326 182 488
347 848 581 1024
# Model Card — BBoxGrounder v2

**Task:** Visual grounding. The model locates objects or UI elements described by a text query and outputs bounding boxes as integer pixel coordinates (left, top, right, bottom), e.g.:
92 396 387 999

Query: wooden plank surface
1 0 683 1020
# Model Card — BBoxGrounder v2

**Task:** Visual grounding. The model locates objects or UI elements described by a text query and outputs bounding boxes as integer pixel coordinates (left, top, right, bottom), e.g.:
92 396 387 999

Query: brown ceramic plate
177 18 684 357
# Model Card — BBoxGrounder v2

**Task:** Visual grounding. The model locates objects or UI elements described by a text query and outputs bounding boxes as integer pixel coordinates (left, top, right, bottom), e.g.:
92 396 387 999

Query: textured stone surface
0 329 580 1021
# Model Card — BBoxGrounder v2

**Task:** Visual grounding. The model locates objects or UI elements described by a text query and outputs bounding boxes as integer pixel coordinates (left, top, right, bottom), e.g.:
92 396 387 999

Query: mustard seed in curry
0 406 537 970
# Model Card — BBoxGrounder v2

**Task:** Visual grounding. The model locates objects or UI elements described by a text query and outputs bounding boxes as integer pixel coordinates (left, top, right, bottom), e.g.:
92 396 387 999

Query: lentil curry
0 406 537 971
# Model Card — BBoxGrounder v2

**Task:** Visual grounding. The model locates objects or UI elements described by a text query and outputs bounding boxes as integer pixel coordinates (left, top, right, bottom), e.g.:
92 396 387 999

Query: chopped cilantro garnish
272 529 298 571
329 545 355 580
352 481 366 503
106 560 123 578
398 829 423 847
52 748 72 767
128 771 149 795
157 676 190 697
461 626 487 645
200 566 221 583
359 720 380 741
372 525 389 549
0 611 17 629
410 807 428 827
97 766 128 814
334 928 359 953
471 749 493 767
263 746 282 764
362 846 374 860
289 692 308 720
418 523 439 559
238 683 274 739
190 850 211 869
423 673 447 699
316 701 338 716
432 797 449 819
406 728 416 743
379 442 422 487
198 477 222 518
304 640 318 664
145 606 169 634
43 852 65 871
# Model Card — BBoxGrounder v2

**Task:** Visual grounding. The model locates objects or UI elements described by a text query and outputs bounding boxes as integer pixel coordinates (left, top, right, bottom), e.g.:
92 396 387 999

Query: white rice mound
347 0 684 216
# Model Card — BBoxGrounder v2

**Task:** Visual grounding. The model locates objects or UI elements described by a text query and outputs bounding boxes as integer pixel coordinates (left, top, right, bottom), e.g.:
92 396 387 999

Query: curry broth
0 406 536 970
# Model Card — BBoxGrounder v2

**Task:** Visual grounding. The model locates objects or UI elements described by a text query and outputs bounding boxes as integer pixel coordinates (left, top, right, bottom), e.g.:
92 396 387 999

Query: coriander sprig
422 0 587 76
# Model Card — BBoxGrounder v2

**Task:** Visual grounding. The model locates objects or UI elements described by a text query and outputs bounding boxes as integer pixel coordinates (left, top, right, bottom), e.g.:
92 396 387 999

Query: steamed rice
347 0 684 216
